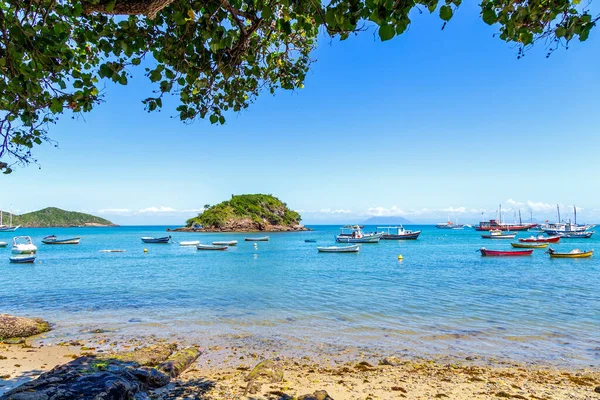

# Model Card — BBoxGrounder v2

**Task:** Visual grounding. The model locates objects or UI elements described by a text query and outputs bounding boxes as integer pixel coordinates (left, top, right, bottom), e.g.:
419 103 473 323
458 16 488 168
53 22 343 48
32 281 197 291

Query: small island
6 207 116 228
169 194 308 232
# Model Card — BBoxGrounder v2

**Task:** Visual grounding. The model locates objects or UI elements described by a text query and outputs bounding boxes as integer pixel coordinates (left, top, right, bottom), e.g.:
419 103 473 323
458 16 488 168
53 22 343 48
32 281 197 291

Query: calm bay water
1 225 599 366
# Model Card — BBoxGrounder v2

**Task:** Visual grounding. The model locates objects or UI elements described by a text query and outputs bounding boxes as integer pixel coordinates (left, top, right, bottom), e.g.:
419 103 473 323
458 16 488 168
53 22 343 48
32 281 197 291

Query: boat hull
42 237 81 245
212 241 238 246
180 241 200 246
9 255 36 263
556 232 594 239
519 236 560 243
141 236 171 244
475 225 533 231
548 249 593 258
197 244 228 250
480 248 533 256
245 237 270 242
481 234 516 239
0 226 20 232
511 242 548 249
336 234 382 243
318 245 360 253
381 230 421 240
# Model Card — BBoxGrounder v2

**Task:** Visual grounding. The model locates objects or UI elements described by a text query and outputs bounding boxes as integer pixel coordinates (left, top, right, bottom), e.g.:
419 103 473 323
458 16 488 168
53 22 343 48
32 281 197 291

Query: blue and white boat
141 236 171 244
335 225 383 243
10 255 36 263
0 210 20 232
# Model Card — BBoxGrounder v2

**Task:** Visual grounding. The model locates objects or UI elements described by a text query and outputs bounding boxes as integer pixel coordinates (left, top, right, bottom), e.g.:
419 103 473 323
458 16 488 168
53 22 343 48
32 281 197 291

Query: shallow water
1 226 598 367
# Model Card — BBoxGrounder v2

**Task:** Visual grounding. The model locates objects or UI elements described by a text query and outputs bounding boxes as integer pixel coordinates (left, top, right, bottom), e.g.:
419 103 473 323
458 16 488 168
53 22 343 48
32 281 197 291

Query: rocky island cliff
169 194 308 232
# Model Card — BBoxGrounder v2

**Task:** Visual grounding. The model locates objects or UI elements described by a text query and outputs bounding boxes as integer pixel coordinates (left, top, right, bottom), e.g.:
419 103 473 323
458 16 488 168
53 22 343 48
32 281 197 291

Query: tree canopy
0 0 597 173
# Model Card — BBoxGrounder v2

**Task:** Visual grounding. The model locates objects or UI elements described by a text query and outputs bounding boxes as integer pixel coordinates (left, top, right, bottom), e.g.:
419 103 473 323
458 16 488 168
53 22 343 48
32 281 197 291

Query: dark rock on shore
167 223 310 233
0 314 51 340
298 390 334 400
0 343 201 400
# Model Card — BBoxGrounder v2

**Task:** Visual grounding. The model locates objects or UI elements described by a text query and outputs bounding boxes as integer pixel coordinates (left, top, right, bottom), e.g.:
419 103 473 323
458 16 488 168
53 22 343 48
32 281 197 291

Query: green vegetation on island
5 207 116 228
183 194 305 232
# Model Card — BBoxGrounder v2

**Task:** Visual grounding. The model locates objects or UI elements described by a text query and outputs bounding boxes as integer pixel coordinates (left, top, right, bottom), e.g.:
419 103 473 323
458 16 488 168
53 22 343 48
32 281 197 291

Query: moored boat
244 236 270 242
141 236 171 244
197 244 228 250
213 240 238 246
479 248 533 256
336 225 383 243
556 231 594 239
481 230 516 239
41 235 81 245
511 242 549 249
0 241 7 247
180 240 200 246
9 255 36 263
547 248 593 258
304 239 317 243
317 244 360 253
0 210 20 232
11 236 37 254
377 226 421 240
519 235 560 243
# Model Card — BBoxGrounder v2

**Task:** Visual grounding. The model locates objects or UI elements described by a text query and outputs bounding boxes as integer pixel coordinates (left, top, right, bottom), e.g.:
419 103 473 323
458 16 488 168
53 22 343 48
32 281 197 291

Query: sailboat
543 205 595 237
0 209 20 232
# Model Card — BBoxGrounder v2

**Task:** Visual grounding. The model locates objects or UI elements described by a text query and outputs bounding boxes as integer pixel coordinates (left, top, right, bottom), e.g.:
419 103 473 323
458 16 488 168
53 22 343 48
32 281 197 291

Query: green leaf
440 5 453 21
106 0 116 12
209 114 218 124
555 26 566 38
379 24 395 41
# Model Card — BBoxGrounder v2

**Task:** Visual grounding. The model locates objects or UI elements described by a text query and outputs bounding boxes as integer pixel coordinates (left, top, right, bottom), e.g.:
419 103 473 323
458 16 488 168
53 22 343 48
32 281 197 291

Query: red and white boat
479 248 533 256
474 219 536 231
519 235 560 243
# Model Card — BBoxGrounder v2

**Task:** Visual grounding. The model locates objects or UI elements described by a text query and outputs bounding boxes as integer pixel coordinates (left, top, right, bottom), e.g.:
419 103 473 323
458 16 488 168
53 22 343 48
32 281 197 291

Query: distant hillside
3 207 116 227
362 216 414 225
179 194 307 232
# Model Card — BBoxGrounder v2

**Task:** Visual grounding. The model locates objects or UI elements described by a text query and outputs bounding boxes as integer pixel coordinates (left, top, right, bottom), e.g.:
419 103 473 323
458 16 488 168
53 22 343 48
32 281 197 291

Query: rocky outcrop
0 343 201 400
0 314 51 340
168 222 308 233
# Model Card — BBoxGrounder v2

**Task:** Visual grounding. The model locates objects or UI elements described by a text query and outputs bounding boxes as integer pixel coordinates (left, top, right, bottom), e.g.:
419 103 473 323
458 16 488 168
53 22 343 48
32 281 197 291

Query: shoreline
1 332 599 399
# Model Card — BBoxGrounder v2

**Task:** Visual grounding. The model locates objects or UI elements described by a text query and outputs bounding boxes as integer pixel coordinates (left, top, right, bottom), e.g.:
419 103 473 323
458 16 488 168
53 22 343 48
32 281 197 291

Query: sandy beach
2 334 599 399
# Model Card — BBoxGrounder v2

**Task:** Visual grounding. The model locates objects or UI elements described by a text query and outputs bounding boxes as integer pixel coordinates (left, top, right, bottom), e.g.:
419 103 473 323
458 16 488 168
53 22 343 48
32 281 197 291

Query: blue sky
2 4 599 225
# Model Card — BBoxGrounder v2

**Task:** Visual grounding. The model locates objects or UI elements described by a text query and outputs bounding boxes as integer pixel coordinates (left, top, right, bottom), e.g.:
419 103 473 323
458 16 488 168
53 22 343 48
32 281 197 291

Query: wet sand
1 334 599 399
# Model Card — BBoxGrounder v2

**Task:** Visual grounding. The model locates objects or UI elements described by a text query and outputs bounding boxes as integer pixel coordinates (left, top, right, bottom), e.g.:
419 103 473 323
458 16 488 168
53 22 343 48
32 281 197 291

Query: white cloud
98 208 131 214
526 201 554 212
319 208 353 214
138 206 177 213
366 206 406 217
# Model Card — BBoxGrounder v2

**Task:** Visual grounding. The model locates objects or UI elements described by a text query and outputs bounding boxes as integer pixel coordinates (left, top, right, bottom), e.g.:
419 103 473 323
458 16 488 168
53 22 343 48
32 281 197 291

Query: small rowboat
481 230 516 239
304 239 317 243
0 241 7 248
519 235 560 243
245 236 270 242
212 240 238 246
141 236 171 244
99 249 126 253
479 248 533 256
197 244 228 251
42 235 81 245
180 240 200 246
511 242 549 249
9 255 36 263
318 245 360 253
548 248 594 258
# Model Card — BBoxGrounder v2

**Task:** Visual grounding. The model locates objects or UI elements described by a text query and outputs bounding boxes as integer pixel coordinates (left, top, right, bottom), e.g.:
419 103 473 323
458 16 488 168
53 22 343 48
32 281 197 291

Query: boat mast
9 208 12 227
499 204 502 225
519 209 522 225
574 205 577 226
557 204 561 223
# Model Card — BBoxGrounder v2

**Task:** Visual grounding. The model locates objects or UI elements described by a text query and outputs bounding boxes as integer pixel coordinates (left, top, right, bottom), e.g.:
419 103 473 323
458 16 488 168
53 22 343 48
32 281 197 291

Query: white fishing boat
180 240 200 246
0 210 20 232
543 205 595 235
0 241 7 248
11 236 37 254
335 225 383 243
244 236 270 242
481 229 516 239
197 244 228 250
212 240 238 246
376 226 421 240
317 244 360 253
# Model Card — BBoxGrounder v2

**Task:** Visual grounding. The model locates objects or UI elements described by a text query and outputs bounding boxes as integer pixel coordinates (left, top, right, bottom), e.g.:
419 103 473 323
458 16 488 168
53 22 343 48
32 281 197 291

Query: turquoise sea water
1 225 599 366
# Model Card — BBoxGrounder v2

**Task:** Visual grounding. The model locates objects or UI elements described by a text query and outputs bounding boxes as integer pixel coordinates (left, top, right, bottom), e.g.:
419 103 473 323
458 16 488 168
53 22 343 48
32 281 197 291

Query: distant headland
2 207 116 228
168 194 308 232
